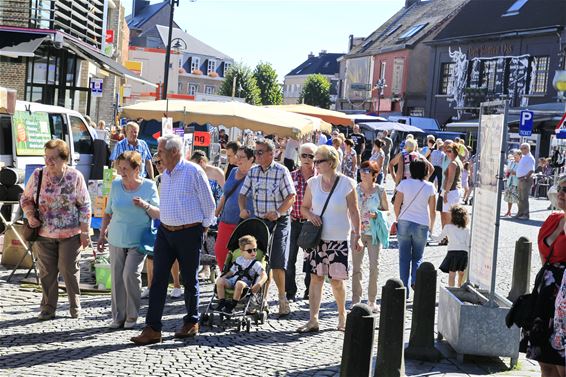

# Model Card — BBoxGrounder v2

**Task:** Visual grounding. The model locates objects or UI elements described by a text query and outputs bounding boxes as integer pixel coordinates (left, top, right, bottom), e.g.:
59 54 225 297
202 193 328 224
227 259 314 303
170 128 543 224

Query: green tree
253 62 282 105
298 74 331 109
218 62 261 105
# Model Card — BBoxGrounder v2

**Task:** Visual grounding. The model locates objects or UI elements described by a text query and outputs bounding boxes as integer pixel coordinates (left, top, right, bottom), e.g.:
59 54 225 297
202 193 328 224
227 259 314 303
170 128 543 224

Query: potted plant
192 69 203 75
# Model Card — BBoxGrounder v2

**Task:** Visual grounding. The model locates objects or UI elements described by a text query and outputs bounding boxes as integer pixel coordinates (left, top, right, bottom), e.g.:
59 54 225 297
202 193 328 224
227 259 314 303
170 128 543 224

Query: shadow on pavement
0 326 109 348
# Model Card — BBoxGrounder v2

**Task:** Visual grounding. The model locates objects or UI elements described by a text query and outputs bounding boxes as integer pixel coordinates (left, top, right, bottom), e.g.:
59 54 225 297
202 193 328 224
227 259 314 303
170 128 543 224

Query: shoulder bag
390 182 426 236
22 169 43 242
297 175 340 249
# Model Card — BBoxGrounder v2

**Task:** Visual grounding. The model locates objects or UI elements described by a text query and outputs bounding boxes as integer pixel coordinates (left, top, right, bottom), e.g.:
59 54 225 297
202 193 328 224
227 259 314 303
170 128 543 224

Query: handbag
390 182 426 236
138 219 157 256
297 175 340 249
506 242 555 330
22 169 43 242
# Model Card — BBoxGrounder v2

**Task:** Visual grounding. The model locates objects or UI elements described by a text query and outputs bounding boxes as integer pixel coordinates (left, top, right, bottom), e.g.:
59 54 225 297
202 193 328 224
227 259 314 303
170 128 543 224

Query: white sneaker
124 318 137 329
108 321 123 329
141 287 150 299
170 287 183 298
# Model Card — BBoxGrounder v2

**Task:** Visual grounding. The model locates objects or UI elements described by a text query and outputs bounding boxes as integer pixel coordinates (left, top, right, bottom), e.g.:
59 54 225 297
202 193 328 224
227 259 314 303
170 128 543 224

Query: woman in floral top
341 139 357 179
21 139 91 321
352 160 388 313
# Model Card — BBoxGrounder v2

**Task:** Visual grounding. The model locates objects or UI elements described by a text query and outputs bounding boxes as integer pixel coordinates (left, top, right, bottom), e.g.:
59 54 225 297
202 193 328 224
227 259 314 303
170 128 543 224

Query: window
205 86 214 95
481 60 497 92
502 0 529 16
0 115 13 155
530 56 550 94
380 61 386 80
70 116 93 154
391 58 404 95
188 84 197 95
398 23 427 41
190 57 200 73
223 62 232 76
207 59 216 74
384 24 402 38
439 62 454 94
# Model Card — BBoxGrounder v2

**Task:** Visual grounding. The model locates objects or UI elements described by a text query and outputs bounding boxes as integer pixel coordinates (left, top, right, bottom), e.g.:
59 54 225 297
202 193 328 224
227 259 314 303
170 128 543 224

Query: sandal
337 315 346 332
296 321 319 333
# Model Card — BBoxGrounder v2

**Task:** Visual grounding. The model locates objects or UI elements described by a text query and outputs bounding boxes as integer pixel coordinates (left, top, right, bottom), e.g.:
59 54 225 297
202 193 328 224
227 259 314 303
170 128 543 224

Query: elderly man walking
131 134 215 345
286 142 317 302
239 138 296 316
110 121 154 179
515 143 535 220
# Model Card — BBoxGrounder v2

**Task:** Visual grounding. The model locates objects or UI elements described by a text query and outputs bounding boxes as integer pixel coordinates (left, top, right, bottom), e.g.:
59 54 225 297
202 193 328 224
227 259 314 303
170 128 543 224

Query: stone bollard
374 278 406 377
340 304 376 377
507 237 532 303
405 262 442 361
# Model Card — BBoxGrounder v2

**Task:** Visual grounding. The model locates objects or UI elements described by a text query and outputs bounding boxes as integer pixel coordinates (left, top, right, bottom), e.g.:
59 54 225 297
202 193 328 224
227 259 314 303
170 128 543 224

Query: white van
0 101 96 179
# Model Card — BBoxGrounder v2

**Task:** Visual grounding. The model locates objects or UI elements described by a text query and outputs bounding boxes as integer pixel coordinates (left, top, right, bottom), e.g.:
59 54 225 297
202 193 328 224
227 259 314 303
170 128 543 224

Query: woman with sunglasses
214 146 256 270
523 175 566 377
352 161 389 313
369 139 386 184
297 145 362 333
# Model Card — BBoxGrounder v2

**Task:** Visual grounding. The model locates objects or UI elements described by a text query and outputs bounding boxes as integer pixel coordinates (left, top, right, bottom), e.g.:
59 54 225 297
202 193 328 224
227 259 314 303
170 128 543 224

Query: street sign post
519 110 534 137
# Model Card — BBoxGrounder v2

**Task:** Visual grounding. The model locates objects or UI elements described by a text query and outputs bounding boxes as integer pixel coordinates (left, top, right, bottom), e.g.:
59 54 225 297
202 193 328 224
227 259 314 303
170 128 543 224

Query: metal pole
161 0 179 100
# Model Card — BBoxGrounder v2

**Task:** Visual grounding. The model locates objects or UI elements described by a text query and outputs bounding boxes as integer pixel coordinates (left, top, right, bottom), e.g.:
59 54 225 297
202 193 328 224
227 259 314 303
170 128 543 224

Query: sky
122 0 406 81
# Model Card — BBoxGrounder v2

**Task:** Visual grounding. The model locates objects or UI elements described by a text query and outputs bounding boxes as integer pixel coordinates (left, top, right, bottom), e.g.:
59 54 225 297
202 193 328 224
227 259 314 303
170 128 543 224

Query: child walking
438 205 470 287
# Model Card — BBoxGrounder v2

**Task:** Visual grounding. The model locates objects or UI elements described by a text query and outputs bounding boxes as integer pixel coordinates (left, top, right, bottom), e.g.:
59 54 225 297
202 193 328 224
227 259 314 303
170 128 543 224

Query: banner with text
13 111 51 156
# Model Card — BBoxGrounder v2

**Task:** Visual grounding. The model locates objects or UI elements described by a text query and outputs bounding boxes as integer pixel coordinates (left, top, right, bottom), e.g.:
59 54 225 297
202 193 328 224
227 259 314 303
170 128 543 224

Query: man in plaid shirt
239 138 296 316
286 143 318 302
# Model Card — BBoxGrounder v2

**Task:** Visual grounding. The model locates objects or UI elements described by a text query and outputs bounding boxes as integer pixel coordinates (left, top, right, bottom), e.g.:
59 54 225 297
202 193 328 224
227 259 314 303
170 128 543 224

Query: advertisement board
12 111 51 156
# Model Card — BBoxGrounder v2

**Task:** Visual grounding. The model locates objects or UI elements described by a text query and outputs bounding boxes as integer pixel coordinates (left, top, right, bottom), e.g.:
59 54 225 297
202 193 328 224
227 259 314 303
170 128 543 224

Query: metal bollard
405 262 441 361
374 278 406 377
507 237 532 303
340 304 376 377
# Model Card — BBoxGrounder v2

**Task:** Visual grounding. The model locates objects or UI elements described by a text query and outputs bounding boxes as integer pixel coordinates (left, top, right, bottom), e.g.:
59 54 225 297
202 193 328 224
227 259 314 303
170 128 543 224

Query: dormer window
502 0 528 17
385 24 402 38
397 23 427 41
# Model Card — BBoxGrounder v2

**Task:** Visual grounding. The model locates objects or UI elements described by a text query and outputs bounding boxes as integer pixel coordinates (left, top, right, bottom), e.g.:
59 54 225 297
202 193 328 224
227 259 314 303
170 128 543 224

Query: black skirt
439 250 468 273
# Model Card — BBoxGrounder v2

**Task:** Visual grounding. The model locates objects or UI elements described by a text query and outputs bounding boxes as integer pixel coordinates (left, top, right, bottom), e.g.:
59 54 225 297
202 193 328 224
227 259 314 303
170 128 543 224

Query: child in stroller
214 235 268 314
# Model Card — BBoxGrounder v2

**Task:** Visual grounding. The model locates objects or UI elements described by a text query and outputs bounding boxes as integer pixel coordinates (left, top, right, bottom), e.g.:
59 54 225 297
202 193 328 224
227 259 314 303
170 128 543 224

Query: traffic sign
556 112 566 139
90 78 103 98
519 110 534 136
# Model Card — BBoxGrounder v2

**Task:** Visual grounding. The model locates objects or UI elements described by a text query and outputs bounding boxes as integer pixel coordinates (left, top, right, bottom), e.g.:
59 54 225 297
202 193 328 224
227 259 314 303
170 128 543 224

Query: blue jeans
146 225 204 331
397 220 429 294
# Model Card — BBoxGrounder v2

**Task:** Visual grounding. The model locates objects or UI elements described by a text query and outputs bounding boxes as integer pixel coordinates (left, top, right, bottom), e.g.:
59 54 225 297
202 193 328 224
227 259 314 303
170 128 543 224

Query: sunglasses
244 248 257 254
558 186 566 194
255 150 267 156
445 149 454 153
301 153 315 159
313 159 328 165
360 168 373 174
154 160 162 165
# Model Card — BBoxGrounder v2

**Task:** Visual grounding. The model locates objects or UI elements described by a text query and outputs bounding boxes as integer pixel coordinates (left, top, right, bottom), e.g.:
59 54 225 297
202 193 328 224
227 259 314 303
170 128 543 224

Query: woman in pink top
21 139 91 321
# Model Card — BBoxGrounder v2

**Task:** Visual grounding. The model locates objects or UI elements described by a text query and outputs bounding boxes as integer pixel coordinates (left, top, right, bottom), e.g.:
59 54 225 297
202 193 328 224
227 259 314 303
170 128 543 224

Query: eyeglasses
313 159 328 165
300 153 315 159
255 150 266 156
558 186 566 194
44 155 60 162
244 248 257 254
445 149 454 154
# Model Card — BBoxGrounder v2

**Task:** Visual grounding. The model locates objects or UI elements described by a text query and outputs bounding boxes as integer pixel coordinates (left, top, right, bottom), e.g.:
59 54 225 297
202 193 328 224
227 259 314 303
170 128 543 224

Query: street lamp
162 0 180 99
373 78 387 116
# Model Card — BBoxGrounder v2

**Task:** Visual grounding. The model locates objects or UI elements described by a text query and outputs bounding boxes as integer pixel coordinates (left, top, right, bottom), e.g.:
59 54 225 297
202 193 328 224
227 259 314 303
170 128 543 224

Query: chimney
405 0 420 7
320 50 327 55
133 0 150 18
308 51 314 59
348 34 354 51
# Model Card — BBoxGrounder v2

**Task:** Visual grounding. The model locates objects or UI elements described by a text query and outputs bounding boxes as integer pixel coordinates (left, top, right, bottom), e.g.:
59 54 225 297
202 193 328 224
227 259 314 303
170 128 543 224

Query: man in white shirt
283 137 300 171
515 143 535 220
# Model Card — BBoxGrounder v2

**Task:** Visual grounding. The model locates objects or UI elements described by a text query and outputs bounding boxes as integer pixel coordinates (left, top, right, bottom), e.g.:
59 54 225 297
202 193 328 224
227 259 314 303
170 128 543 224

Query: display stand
0 201 38 284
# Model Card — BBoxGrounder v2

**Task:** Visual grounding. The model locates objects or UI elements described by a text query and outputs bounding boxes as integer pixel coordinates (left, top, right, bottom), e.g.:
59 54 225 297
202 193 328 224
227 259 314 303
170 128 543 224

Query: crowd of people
18 120 565 374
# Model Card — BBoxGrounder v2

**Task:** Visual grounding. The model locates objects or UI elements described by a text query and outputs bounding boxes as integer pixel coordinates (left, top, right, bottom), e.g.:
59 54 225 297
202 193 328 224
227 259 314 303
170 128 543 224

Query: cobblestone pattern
0 191 551 376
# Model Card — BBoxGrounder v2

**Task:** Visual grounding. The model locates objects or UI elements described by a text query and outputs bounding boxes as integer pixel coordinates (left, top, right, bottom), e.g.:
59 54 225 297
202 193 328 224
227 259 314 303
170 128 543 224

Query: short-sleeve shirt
350 132 366 155
106 178 159 248
110 138 152 177
230 255 264 280
396 178 436 226
240 161 296 218
220 168 254 224
538 213 566 264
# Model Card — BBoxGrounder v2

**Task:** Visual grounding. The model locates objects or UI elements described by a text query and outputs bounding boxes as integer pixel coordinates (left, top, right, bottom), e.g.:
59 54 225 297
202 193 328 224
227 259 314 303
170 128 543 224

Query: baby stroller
199 225 218 284
201 218 271 332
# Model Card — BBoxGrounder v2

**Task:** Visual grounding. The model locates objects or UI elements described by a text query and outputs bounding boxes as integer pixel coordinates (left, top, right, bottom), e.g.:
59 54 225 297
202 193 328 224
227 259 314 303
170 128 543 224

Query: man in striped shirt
239 138 296 317
131 134 215 345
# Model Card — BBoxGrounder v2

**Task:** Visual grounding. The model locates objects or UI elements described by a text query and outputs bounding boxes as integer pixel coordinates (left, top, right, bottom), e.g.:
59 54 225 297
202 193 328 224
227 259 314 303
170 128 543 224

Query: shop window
0 115 13 155
188 84 197 95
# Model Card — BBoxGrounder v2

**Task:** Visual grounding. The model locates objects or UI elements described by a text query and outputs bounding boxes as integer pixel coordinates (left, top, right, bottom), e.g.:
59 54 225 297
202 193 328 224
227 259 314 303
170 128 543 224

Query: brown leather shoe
174 322 199 338
130 326 162 345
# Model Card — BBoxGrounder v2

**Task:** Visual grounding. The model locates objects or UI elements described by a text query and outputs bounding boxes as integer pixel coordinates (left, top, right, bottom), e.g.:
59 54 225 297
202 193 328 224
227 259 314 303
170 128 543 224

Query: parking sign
519 110 534 136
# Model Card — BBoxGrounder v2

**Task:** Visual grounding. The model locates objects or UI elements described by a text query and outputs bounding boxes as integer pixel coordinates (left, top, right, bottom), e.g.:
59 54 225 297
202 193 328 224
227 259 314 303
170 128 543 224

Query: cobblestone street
0 193 552 376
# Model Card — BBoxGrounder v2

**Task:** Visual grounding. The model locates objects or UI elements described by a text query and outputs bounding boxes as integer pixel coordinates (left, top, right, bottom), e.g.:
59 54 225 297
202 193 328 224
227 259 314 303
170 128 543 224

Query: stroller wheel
201 313 209 323
236 320 242 332
245 318 251 333
208 312 214 328
260 311 267 325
